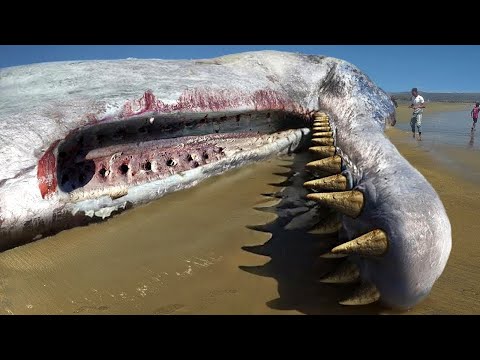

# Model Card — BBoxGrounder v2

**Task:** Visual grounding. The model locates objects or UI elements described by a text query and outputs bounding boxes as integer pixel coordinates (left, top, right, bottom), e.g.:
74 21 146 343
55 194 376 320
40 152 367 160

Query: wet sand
1 103 479 315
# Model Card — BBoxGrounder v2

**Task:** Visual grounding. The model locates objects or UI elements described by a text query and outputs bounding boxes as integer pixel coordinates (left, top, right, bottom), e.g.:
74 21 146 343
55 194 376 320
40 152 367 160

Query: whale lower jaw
0 127 309 251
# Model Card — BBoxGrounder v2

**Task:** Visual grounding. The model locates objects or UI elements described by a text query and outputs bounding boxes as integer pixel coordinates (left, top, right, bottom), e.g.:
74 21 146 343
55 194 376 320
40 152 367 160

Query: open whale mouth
54 110 310 201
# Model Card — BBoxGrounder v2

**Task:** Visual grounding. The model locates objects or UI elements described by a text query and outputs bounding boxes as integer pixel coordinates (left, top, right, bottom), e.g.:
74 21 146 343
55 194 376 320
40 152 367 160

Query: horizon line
387 90 480 94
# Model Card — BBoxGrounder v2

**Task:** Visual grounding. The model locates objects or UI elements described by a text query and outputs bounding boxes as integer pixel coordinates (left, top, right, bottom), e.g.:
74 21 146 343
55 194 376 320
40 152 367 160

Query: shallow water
394 110 480 185
396 110 479 150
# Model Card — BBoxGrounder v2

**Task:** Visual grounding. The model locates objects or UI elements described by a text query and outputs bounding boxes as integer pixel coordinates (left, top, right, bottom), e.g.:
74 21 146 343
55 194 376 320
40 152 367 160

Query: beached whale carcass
0 51 451 309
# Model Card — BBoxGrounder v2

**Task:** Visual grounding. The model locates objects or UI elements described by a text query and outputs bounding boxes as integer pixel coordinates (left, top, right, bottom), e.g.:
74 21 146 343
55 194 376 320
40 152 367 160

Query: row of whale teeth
304 112 389 306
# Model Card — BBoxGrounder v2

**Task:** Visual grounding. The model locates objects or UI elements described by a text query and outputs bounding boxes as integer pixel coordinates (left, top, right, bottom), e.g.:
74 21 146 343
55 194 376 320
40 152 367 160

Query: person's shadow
468 128 475 149
239 152 382 314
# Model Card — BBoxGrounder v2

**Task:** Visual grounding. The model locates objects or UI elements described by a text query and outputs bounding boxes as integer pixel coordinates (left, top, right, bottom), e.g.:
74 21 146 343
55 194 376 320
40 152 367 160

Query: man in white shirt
409 87 426 141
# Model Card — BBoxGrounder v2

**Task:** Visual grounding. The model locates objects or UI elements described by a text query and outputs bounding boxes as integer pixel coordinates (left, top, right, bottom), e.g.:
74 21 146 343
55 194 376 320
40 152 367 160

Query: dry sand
1 102 478 315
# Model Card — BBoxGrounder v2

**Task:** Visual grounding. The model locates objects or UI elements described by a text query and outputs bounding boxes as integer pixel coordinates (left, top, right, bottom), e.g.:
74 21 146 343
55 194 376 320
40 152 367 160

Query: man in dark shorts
471 102 479 131
409 88 426 140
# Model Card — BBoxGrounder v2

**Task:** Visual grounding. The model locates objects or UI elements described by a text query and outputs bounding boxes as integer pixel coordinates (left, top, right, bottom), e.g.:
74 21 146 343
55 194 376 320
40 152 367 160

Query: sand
1 102 478 315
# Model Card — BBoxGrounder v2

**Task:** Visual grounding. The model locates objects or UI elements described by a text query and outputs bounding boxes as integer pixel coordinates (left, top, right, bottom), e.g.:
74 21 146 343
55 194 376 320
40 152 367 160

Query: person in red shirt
471 102 479 131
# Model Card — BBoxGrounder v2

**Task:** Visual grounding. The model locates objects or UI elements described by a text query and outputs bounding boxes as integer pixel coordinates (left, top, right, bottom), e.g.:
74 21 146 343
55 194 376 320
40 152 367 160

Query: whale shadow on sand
239 151 383 315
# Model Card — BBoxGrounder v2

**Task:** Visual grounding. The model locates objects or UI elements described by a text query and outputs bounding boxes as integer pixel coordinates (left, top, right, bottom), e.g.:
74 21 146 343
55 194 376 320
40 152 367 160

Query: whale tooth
309 146 336 159
304 174 348 191
313 120 329 125
305 155 342 175
306 190 364 218
313 126 331 132
339 282 380 305
309 212 342 235
330 229 389 257
312 131 333 138
312 138 334 146
318 261 360 283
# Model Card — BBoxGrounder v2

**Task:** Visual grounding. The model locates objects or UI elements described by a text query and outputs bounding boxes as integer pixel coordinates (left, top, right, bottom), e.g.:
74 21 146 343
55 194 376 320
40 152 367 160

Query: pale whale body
0 51 451 309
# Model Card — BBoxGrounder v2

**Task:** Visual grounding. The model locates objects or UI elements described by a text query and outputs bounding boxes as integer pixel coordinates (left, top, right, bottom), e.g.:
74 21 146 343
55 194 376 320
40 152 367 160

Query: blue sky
1 45 479 92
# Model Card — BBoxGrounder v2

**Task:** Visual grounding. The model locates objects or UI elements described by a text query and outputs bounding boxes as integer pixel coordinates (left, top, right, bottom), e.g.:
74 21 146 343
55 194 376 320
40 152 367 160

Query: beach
1 102 479 315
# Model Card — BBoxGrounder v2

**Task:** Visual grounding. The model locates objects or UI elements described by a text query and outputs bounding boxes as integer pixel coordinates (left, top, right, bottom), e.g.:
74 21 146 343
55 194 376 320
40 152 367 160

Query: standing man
470 102 479 131
409 88 426 140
